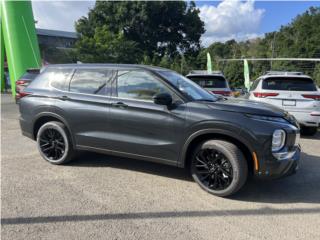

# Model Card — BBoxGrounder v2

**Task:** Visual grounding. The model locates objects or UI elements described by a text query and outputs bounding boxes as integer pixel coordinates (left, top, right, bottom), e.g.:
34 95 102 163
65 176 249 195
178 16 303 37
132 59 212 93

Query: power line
218 58 320 62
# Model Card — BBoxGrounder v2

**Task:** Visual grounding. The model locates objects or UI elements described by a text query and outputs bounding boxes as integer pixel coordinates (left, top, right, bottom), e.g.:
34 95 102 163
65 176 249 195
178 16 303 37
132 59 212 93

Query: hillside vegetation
74 3 320 86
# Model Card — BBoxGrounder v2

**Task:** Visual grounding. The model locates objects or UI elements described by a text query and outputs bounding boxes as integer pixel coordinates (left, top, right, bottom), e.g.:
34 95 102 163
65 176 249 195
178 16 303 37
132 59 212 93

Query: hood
207 98 286 117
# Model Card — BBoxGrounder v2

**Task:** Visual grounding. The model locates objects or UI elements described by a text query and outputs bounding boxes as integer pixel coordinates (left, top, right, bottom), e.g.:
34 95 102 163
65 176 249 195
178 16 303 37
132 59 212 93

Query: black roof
46 63 169 71
36 28 77 39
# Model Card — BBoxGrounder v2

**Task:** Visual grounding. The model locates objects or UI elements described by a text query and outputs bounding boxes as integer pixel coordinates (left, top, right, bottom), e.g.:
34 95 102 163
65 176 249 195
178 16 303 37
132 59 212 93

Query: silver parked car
249 71 320 135
186 71 232 97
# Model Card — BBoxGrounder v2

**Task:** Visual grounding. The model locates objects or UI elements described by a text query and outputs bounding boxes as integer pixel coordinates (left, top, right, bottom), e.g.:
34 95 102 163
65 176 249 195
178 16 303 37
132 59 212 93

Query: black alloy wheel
194 148 233 190
39 128 66 160
191 140 248 197
37 121 75 164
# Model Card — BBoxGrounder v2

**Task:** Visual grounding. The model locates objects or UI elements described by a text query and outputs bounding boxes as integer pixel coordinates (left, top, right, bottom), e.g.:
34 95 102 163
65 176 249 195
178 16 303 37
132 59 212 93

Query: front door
107 69 186 164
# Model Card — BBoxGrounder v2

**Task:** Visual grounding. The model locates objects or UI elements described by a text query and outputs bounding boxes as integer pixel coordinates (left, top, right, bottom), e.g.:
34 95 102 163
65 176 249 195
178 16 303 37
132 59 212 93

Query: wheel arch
179 129 255 175
32 112 75 147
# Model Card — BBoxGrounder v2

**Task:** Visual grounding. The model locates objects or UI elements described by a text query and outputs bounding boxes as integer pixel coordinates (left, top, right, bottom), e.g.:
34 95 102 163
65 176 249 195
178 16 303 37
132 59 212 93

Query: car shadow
68 151 193 182
232 152 320 204
69 150 320 204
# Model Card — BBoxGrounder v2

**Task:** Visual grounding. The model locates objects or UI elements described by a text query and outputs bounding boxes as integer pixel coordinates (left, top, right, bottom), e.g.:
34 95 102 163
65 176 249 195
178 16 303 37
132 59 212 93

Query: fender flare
178 128 256 168
32 112 76 148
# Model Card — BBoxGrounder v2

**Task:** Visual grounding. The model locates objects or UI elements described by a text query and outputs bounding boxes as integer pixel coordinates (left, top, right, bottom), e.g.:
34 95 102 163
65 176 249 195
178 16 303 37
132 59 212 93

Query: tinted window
26 67 72 90
158 71 218 101
262 77 317 91
70 69 113 95
20 72 38 81
188 76 227 88
115 70 169 100
50 69 73 90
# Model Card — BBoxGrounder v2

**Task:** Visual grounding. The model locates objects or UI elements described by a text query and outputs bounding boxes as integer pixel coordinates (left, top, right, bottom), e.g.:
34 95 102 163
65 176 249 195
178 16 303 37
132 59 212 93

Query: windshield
158 71 218 101
187 76 227 88
262 77 317 91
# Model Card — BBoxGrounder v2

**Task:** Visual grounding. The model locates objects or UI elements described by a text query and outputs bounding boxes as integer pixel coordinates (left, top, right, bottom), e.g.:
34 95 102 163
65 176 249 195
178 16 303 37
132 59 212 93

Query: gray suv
19 64 301 197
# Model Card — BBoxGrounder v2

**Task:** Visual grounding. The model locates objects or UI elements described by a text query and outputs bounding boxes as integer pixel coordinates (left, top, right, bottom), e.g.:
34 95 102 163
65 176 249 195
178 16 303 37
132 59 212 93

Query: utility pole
271 32 276 69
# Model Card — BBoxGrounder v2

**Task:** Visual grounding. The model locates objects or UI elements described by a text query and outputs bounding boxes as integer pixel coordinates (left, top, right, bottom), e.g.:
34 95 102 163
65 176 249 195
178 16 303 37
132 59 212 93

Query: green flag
207 52 212 74
244 59 250 90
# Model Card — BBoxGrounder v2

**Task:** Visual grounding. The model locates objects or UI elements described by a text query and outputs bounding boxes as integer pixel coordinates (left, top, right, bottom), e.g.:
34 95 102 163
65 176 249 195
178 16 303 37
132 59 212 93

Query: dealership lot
1 93 320 240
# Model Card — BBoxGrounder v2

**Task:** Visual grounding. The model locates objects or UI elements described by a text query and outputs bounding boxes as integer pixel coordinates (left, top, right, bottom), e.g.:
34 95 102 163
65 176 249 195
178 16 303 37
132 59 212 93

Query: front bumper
255 145 301 180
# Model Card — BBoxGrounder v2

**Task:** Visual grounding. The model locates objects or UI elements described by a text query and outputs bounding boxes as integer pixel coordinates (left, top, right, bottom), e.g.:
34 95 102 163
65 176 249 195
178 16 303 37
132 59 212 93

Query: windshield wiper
216 95 228 101
196 99 217 102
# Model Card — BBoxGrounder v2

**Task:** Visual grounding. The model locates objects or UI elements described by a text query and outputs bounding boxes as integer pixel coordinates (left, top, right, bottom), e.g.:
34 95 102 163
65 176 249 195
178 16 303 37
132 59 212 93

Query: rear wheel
36 121 75 164
301 126 318 136
191 140 248 197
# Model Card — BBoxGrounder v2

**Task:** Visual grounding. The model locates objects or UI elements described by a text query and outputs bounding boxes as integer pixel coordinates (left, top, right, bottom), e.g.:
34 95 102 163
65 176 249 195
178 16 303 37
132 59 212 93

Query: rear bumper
19 117 34 140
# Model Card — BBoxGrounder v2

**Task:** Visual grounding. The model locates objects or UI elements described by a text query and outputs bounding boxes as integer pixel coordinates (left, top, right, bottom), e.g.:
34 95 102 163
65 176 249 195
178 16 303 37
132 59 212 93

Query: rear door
55 67 115 149
257 77 320 111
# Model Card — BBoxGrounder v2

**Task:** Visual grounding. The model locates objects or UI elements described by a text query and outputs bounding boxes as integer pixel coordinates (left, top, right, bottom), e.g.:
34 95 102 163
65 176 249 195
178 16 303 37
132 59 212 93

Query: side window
69 69 113 95
114 70 170 101
50 68 73 91
27 67 72 90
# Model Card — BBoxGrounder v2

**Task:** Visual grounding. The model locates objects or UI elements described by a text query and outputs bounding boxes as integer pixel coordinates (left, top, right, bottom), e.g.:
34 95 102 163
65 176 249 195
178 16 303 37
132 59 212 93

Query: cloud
199 0 265 46
32 1 95 32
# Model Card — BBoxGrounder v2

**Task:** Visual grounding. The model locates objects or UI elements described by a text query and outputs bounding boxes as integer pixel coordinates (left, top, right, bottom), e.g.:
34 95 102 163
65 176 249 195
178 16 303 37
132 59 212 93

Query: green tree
75 1 204 64
76 26 142 63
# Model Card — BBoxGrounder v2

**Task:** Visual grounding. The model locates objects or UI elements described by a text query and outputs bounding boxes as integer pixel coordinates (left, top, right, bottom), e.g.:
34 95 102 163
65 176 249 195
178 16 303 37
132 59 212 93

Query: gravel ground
1 93 320 240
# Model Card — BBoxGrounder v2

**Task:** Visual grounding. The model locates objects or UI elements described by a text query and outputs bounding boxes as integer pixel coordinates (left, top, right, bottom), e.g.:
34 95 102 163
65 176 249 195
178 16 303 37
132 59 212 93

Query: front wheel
191 140 248 197
37 121 75 164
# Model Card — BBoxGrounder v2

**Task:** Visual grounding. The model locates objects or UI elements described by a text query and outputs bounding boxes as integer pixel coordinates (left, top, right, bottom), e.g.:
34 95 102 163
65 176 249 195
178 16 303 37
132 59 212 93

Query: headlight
272 129 286 152
246 114 288 123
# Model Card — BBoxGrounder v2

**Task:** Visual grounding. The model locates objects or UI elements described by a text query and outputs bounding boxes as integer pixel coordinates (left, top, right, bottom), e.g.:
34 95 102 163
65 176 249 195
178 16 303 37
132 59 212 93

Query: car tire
36 121 75 165
191 140 248 197
301 127 318 136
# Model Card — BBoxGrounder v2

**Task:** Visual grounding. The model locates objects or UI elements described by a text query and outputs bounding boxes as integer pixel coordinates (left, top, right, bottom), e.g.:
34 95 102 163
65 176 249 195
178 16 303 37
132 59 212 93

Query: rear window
20 72 38 81
69 68 113 95
27 67 73 91
262 77 317 91
187 76 227 88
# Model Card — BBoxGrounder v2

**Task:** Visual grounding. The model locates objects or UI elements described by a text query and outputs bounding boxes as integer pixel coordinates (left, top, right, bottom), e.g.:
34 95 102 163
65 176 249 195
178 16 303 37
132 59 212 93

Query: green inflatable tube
1 0 41 96
0 4 4 92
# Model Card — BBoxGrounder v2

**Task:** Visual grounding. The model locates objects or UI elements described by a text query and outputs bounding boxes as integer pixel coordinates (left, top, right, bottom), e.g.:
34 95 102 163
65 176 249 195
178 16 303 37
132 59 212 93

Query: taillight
253 92 279 98
212 91 231 96
302 94 320 100
19 91 32 98
16 80 27 85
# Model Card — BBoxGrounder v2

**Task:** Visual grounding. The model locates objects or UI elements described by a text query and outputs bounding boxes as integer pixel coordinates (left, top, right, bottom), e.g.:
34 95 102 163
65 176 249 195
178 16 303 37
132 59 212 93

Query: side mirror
153 92 172 106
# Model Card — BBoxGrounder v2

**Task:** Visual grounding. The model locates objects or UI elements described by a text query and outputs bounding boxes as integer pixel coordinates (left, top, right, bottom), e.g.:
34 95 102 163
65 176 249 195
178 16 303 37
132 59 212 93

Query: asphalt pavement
1 93 320 240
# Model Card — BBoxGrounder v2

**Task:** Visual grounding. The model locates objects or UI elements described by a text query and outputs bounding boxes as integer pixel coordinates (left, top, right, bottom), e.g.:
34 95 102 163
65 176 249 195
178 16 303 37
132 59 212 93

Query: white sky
32 0 265 46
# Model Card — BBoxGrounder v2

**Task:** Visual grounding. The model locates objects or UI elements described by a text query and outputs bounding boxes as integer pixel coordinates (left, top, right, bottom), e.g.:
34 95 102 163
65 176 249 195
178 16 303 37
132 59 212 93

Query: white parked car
186 71 232 97
249 71 320 135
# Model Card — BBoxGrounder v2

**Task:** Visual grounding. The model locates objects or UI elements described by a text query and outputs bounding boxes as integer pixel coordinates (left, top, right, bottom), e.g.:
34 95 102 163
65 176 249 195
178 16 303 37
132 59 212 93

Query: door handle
60 95 69 101
111 102 128 108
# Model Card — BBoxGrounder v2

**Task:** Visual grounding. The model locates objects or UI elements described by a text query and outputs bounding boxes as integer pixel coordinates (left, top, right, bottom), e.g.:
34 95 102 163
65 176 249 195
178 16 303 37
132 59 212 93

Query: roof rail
265 71 304 76
189 70 223 75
